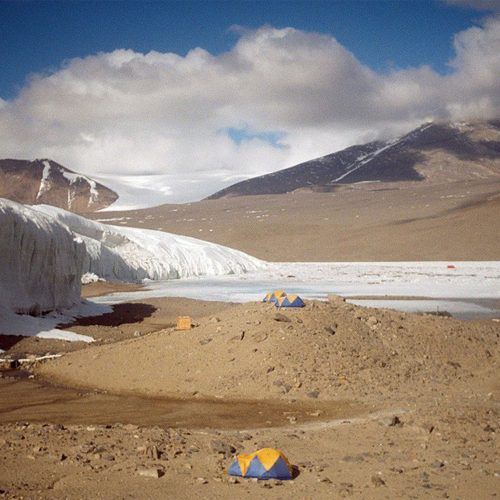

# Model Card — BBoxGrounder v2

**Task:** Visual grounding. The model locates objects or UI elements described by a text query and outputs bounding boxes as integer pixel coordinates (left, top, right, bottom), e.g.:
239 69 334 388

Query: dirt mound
36 297 499 402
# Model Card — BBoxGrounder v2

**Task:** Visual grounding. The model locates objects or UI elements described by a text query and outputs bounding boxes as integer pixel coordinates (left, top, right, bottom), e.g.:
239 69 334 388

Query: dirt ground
1 177 499 498
88 179 500 261
1 290 498 499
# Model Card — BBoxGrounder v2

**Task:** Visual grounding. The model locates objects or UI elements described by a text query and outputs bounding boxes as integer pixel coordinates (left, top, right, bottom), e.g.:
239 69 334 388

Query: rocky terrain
0 292 498 498
36 296 499 403
0 159 118 212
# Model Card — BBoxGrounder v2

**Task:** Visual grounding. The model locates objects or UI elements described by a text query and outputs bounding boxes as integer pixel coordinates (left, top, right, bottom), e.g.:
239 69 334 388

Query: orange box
176 316 192 330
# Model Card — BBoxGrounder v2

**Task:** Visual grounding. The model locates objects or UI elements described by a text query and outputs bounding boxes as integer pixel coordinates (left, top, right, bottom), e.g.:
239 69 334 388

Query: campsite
1 270 499 498
1 1 500 499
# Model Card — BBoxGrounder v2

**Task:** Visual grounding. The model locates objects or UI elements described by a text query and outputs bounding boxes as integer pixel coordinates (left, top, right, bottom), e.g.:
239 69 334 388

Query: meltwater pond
92 262 500 320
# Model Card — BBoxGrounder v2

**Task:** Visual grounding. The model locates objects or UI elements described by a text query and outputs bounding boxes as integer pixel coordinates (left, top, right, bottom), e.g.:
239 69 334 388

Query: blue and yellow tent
276 294 305 308
263 290 287 304
228 448 293 480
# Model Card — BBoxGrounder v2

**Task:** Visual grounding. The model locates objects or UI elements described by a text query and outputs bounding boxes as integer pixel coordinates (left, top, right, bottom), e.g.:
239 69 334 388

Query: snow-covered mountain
0 198 263 314
0 158 118 212
207 121 500 198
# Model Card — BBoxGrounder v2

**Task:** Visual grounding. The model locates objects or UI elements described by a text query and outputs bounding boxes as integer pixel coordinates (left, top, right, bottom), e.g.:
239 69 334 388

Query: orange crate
176 316 192 330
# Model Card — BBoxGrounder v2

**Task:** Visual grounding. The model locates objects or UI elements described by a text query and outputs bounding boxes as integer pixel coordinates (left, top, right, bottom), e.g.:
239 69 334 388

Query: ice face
0 199 84 314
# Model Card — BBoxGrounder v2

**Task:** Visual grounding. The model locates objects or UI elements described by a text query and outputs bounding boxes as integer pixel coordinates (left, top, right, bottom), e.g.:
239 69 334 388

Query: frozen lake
93 261 500 320
1 261 498 344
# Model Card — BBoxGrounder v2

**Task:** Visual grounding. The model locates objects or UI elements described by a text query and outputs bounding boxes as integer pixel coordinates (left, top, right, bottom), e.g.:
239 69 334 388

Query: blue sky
0 0 492 100
0 0 498 207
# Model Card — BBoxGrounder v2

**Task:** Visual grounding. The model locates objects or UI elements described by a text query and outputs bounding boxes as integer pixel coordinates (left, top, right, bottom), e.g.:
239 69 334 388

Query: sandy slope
37 297 499 403
89 179 500 261
0 295 497 498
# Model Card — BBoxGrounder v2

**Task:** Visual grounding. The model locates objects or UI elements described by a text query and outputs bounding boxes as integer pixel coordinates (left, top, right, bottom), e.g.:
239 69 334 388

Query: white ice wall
0 199 84 314
32 205 264 282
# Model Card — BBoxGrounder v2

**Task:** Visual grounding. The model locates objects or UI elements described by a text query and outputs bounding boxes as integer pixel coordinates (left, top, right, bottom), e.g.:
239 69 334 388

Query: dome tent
276 294 305 308
228 448 293 480
262 290 287 304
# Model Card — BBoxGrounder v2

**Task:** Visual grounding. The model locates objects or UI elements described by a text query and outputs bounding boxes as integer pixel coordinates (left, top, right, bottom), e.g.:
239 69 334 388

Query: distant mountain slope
207 121 500 199
0 158 118 212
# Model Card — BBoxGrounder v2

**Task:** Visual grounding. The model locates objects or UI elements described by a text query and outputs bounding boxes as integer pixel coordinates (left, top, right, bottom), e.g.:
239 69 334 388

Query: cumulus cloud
1 17 499 206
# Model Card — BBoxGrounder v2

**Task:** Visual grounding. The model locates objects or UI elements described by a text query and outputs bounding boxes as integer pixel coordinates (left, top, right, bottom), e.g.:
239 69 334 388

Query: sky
1 0 499 208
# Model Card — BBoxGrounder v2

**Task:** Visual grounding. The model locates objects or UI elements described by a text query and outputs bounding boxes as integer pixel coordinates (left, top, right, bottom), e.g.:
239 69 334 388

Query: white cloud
1 18 499 206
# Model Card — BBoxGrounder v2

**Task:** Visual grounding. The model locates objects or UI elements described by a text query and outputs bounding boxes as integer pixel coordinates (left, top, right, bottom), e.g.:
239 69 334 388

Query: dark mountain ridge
207 121 500 199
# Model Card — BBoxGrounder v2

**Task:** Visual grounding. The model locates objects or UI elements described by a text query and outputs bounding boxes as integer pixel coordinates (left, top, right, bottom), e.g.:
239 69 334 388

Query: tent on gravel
228 448 293 480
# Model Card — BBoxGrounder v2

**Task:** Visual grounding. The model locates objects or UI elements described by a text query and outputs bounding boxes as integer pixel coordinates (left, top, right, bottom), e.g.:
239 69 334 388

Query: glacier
0 199 84 315
31 204 264 282
0 199 264 341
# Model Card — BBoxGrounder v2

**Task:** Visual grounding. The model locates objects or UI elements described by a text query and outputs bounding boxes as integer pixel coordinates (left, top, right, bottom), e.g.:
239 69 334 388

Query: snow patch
0 300 110 343
62 170 100 207
81 272 101 284
35 160 52 200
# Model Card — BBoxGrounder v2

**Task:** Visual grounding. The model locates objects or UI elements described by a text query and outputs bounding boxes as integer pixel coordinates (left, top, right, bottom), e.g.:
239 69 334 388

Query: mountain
207 121 500 199
0 158 118 212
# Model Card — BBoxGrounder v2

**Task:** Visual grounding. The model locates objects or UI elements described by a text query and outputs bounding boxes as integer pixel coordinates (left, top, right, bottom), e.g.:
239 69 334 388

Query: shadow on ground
62 303 157 328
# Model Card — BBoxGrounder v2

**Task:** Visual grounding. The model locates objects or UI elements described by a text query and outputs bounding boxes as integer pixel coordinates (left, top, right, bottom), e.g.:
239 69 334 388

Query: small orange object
176 316 192 330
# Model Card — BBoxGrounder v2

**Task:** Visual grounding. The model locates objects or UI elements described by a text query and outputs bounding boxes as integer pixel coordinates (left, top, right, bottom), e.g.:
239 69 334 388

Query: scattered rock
210 440 236 458
371 475 386 487
307 390 320 399
328 295 346 305
145 445 160 460
274 313 291 323
380 415 403 427
431 460 445 469
137 467 164 479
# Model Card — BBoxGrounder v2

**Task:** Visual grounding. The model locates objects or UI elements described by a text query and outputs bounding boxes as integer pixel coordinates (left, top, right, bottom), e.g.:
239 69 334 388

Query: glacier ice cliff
0 199 84 314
